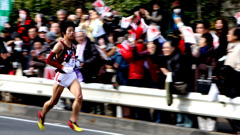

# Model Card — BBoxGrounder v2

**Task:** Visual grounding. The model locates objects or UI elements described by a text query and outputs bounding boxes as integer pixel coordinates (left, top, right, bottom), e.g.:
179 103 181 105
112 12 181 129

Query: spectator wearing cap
40 31 57 54
167 1 190 35
103 12 120 36
17 9 35 46
38 26 48 41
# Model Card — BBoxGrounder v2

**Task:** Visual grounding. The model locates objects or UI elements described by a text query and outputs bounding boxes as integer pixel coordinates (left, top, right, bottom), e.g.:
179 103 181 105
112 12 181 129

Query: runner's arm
46 42 64 70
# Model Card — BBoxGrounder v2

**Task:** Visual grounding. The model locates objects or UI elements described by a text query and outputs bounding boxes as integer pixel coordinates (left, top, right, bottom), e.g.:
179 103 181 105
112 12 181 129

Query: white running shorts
54 71 77 87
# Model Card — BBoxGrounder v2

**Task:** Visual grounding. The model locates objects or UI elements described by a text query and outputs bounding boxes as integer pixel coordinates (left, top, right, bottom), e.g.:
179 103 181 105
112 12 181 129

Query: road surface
0 114 134 135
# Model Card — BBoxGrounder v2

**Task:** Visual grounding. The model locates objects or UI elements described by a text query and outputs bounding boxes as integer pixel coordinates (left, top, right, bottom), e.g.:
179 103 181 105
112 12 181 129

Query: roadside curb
0 102 226 135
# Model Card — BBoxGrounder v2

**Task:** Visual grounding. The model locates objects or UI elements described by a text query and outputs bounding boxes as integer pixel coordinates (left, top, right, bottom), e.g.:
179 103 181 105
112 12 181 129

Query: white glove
237 18 240 25
75 60 80 67
62 67 74 74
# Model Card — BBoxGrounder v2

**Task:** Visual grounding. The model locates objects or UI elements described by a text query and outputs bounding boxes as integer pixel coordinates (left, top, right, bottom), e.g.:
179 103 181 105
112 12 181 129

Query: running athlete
38 21 83 132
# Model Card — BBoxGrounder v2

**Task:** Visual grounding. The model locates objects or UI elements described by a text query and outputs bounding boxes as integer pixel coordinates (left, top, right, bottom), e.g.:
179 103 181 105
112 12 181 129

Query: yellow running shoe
67 120 83 132
38 111 45 131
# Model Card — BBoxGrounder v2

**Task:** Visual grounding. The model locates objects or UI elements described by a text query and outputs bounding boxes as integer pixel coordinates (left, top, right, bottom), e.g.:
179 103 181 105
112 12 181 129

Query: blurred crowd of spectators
1 0 240 133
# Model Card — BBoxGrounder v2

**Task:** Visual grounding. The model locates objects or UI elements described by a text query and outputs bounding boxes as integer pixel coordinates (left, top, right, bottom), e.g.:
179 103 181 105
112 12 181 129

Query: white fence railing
0 74 240 120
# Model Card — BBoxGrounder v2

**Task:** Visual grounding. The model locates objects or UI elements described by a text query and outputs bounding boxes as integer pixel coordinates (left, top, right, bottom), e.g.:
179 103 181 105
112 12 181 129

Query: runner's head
61 21 75 40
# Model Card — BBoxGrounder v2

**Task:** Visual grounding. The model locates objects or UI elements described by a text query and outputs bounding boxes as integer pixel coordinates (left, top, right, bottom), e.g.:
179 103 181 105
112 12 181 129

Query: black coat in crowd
79 39 100 83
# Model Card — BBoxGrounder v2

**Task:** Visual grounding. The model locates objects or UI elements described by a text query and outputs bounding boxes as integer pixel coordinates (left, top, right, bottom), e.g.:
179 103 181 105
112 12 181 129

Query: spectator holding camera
89 11 106 43
26 40 46 77
103 12 120 35
75 7 85 27
76 14 94 42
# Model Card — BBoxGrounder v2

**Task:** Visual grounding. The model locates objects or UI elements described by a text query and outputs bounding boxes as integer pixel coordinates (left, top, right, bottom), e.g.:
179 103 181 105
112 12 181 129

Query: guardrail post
116 105 122 118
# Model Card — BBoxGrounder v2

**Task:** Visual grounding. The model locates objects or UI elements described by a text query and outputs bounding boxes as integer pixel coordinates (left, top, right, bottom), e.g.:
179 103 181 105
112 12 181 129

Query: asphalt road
0 114 234 135
0 115 124 135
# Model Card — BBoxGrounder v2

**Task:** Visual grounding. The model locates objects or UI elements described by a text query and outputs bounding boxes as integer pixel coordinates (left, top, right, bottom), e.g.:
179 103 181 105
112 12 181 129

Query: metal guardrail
0 74 240 120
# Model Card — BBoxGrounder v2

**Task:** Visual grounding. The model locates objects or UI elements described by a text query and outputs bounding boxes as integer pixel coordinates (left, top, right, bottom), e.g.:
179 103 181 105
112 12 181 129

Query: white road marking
0 115 123 135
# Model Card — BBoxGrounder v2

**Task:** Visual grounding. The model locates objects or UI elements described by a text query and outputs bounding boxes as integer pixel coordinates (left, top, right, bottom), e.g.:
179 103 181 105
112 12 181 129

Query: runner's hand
62 67 74 74
75 60 80 67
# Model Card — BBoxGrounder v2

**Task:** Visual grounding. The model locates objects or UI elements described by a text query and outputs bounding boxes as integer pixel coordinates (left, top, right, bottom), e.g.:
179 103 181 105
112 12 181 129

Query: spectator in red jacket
118 32 151 121
120 33 145 86
17 9 35 46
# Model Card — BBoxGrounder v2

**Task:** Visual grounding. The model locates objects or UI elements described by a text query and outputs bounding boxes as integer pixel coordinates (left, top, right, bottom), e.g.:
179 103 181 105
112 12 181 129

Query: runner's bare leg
68 78 83 122
41 83 65 117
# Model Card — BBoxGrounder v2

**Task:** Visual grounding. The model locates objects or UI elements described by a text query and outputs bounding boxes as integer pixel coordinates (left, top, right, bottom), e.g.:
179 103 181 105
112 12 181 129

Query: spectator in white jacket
89 11 106 43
